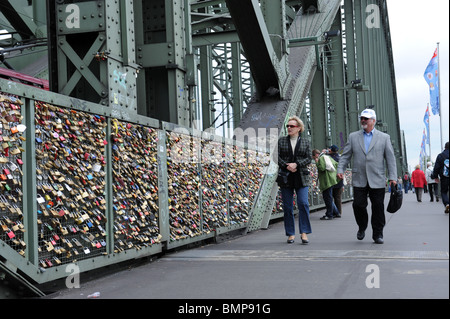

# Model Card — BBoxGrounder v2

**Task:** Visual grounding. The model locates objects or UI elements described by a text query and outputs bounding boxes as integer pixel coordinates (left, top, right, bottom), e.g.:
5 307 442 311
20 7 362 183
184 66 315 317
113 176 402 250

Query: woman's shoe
301 234 309 244
287 236 295 244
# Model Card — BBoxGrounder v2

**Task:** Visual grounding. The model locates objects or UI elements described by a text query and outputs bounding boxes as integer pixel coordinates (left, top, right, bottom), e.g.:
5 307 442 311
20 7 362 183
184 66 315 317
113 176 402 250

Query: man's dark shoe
374 237 384 244
357 230 365 240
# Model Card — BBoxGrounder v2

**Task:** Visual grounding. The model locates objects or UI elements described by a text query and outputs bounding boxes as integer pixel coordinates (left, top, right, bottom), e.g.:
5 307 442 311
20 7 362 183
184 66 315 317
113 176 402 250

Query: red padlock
7 229 15 239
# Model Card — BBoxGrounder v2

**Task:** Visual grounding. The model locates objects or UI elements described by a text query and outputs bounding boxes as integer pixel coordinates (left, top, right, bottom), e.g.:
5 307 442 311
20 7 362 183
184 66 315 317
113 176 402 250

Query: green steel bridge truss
0 0 407 297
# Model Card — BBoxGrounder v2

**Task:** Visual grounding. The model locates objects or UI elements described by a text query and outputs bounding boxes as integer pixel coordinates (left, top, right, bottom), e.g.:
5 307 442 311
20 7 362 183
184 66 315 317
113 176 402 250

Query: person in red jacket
411 165 427 202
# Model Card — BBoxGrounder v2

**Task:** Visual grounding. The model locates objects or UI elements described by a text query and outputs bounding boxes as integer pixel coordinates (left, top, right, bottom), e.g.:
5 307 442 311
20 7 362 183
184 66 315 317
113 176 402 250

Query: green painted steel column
344 0 359 133
231 43 243 128
354 0 368 111
23 98 38 265
310 69 327 150
107 0 139 111
261 0 286 61
165 0 189 126
104 118 114 254
134 0 147 117
200 46 214 130
327 9 348 150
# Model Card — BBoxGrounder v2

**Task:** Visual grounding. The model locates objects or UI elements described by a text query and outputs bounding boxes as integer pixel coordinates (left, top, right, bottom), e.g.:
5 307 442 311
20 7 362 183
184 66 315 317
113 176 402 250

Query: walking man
431 142 449 214
337 109 397 244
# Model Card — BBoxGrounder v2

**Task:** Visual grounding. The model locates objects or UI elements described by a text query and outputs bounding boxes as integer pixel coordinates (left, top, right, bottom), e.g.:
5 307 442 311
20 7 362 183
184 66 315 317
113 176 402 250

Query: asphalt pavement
48 190 449 300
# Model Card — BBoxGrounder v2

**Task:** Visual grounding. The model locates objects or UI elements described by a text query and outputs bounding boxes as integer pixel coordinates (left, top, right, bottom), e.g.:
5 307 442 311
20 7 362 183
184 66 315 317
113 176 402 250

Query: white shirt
290 136 298 153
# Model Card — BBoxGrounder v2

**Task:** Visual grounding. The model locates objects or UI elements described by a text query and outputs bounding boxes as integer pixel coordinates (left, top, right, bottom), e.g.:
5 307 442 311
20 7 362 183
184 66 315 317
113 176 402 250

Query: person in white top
426 162 439 202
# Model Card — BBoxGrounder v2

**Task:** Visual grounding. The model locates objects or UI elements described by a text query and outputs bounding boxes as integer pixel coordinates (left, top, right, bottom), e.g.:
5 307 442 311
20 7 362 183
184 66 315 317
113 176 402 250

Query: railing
0 78 352 286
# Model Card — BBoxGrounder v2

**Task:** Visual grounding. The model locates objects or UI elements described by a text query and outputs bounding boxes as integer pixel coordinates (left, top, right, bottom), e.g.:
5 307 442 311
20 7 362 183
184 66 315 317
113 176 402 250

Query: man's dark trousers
353 185 386 239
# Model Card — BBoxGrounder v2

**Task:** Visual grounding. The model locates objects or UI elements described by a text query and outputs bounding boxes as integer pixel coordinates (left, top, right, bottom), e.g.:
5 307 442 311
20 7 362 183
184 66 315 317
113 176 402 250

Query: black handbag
387 184 403 213
276 169 290 185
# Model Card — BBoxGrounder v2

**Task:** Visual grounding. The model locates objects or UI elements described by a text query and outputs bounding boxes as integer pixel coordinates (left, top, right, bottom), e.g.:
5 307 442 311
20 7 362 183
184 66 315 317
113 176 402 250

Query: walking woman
411 165 427 202
276 116 312 244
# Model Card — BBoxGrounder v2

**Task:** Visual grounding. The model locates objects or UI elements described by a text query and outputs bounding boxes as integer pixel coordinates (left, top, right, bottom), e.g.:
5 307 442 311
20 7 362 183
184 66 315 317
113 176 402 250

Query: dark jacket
277 135 311 188
431 148 449 179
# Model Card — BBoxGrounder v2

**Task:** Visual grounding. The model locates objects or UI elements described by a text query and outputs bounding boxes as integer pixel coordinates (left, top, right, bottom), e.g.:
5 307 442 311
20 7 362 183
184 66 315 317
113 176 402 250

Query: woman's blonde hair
287 116 305 133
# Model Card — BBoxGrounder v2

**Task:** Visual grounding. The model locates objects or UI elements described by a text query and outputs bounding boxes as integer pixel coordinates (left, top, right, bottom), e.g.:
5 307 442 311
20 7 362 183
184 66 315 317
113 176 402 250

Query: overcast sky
386 0 449 172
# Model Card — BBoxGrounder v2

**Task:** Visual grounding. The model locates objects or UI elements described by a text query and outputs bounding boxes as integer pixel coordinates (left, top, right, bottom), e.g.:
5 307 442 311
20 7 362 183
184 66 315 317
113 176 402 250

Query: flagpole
428 103 431 160
437 42 443 150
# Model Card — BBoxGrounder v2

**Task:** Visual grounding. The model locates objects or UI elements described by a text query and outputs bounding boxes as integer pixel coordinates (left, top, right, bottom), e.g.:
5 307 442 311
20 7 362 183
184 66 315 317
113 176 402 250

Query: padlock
53 256 62 265
3 168 12 180
60 226 69 235
6 228 15 239
45 259 53 267
36 194 45 204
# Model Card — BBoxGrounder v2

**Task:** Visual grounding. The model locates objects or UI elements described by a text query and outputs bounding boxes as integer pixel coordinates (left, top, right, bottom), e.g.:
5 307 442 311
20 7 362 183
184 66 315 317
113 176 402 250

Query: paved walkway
48 191 448 300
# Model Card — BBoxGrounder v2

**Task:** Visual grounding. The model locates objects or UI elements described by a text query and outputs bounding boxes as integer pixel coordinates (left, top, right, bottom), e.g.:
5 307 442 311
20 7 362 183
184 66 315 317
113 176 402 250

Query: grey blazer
337 129 397 189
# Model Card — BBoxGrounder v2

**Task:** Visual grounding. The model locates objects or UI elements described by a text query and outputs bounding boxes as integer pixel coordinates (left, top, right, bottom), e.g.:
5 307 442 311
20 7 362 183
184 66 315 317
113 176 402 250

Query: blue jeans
280 187 312 236
322 186 340 218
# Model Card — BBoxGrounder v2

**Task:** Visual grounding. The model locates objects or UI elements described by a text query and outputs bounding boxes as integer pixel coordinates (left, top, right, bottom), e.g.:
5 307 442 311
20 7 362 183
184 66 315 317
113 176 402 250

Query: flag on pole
424 49 440 115
421 129 427 156
423 105 430 145
420 129 427 170
419 149 424 171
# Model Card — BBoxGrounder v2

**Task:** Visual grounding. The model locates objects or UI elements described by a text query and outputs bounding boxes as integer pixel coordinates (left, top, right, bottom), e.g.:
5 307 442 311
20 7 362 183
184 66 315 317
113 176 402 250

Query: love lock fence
0 79 352 296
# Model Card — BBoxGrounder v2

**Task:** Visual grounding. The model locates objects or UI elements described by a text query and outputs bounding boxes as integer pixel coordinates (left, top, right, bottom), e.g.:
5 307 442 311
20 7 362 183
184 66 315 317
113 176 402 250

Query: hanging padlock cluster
0 93 25 257
201 139 227 232
111 120 161 252
35 102 108 268
166 131 202 241
247 149 269 206
1 95 272 267
227 144 250 225
308 163 320 196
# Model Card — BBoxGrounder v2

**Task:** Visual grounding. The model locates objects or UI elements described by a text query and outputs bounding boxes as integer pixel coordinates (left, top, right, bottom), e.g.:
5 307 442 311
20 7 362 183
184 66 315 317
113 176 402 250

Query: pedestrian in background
426 162 439 202
312 148 340 220
411 165 427 202
337 109 397 244
397 176 403 192
276 116 312 244
431 142 449 214
403 172 410 194
329 145 344 216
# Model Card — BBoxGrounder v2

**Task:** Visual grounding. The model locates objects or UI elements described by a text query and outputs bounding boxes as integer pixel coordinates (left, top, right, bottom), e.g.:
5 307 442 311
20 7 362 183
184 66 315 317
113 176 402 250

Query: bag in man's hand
387 184 403 213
